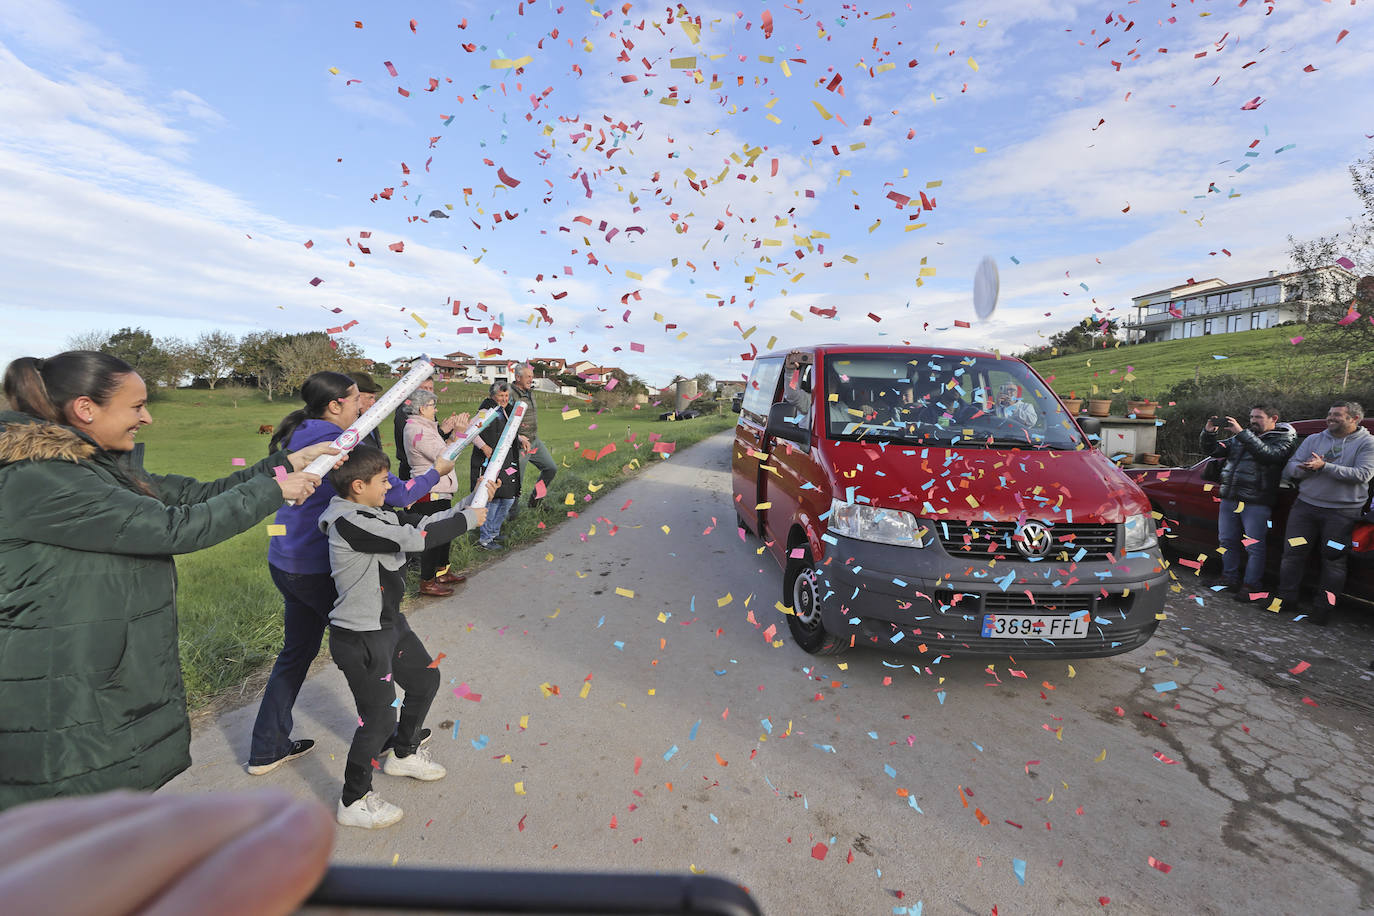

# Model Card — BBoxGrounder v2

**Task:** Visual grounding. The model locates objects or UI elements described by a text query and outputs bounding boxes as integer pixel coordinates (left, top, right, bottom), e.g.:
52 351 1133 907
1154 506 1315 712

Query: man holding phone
1200 405 1297 597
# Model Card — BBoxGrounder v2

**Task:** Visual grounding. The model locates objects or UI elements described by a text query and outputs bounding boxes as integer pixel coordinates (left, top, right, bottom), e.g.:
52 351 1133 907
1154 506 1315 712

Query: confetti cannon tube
293 358 436 500
438 408 499 463
469 402 526 510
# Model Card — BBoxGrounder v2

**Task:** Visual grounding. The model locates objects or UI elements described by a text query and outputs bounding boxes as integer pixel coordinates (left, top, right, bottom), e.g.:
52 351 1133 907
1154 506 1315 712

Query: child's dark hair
329 445 391 497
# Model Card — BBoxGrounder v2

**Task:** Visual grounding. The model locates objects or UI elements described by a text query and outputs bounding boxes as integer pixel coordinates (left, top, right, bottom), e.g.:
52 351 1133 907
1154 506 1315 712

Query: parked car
1123 417 1374 604
731 391 743 413
733 344 1168 659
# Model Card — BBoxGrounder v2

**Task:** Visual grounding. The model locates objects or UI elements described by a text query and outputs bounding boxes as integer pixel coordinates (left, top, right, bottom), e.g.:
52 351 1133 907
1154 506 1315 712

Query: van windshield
820 353 1086 450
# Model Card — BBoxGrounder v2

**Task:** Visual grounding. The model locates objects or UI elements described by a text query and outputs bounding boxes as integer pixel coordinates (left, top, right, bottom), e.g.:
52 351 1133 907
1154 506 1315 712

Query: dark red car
1123 418 1374 604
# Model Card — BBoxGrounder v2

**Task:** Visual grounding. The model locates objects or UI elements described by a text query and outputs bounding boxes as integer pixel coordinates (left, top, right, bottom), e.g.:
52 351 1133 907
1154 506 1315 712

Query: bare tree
275 334 337 394
65 329 113 352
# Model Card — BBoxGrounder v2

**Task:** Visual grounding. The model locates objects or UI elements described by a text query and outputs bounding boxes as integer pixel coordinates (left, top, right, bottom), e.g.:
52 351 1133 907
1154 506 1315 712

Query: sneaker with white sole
246 739 315 776
382 746 446 781
336 792 404 829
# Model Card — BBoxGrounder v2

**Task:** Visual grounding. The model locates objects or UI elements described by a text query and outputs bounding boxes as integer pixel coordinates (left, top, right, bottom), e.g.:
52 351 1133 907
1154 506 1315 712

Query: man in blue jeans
1277 401 1374 625
509 363 557 517
1200 405 1297 599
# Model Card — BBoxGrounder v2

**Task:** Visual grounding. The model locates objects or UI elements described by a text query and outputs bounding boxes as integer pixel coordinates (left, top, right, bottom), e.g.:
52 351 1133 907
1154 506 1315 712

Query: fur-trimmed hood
0 410 98 466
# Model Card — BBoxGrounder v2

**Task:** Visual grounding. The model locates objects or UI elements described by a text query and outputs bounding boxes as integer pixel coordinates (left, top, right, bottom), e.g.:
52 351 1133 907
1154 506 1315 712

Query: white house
1124 266 1355 343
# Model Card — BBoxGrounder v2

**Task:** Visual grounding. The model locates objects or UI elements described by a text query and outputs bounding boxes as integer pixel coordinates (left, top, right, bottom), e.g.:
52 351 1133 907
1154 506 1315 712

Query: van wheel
784 550 846 656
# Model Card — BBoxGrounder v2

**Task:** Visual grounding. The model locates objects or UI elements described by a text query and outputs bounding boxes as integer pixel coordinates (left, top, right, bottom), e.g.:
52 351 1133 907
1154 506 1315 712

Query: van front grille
934 521 1117 560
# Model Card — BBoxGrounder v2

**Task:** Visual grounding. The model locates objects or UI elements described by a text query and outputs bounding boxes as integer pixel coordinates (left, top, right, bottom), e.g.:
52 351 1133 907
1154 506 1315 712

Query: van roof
755 343 1009 361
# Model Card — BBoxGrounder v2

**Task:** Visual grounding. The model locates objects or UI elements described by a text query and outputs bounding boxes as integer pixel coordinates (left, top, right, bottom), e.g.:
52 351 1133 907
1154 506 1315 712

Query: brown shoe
435 570 467 585
418 579 454 597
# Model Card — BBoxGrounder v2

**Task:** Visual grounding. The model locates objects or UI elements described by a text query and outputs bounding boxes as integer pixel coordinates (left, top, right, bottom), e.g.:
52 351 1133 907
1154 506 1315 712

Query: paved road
167 430 1374 914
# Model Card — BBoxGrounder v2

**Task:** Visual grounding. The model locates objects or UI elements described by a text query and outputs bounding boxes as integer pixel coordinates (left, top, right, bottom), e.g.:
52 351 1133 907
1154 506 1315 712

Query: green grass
139 384 735 708
1024 326 1339 401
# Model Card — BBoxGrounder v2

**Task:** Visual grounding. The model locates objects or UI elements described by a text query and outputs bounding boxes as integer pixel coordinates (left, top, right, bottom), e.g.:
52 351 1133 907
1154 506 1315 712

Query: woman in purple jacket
247 372 462 775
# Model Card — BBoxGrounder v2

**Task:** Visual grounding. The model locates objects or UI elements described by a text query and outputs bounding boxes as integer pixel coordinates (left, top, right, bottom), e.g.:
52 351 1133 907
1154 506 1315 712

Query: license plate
981 614 1090 639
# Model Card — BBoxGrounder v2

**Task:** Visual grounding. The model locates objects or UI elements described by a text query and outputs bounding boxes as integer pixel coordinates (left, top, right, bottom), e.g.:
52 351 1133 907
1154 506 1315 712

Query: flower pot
1127 400 1156 419
1060 398 1083 415
1141 452 1161 465
1087 398 1112 418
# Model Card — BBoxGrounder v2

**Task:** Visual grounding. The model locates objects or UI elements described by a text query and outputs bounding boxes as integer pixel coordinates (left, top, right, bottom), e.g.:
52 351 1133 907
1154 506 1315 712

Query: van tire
784 550 847 656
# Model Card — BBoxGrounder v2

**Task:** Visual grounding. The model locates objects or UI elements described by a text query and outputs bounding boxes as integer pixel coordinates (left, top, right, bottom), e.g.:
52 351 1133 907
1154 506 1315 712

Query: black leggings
330 623 439 805
411 497 453 579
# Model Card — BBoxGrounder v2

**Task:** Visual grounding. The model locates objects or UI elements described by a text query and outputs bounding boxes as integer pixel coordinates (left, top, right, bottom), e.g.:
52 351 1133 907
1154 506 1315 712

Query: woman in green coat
0 351 335 809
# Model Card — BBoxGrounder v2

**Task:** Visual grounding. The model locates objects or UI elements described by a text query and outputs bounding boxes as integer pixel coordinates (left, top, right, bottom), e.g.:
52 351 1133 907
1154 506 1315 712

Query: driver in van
995 382 1037 427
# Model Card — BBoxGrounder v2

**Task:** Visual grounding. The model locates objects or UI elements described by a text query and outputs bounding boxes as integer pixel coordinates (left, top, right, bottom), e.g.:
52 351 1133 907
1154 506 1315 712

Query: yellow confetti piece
670 56 698 69
974 146 987 153
564 492 576 505
968 57 979 71
562 409 581 420
267 524 287 536
519 715 529 729
615 587 635 598
661 525 671 534
1067 664 1076 678
545 553 554 562
689 865 706 875
837 663 848 670
579 681 591 699
392 854 400 867
515 781 526 795
755 501 772 510
588 481 603 492
765 113 781 124
491 55 533 69
626 270 642 280
647 688 656 696
874 62 895 74
965 495 980 508
1094 748 1107 762
717 593 733 607
811 100 833 120
499 754 512 764
411 313 428 328
328 67 340 75
1287 536 1307 547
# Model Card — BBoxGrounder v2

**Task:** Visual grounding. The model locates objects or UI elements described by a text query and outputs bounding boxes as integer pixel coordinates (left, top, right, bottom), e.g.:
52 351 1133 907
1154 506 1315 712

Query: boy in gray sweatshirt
319 446 491 828
1277 402 1374 624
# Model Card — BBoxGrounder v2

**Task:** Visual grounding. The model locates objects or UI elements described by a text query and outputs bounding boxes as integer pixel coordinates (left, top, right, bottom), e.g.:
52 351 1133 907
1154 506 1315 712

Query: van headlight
1123 513 1157 551
828 499 927 547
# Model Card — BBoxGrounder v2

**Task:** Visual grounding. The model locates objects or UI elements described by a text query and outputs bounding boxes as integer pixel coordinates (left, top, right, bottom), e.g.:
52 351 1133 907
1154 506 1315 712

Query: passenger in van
994 383 1038 427
783 366 812 415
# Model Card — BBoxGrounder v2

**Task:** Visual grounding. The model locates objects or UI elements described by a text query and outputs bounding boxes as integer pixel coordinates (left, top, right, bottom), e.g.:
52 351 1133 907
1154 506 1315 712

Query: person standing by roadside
1200 405 1298 597
401 388 470 596
509 363 557 514
0 352 331 807
248 372 456 776
470 382 521 550
348 371 384 449
392 373 436 479
1276 401 1374 625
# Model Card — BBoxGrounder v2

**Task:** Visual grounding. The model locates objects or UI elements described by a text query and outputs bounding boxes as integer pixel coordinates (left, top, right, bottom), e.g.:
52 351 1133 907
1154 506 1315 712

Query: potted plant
1059 390 1083 415
1087 397 1113 417
1127 398 1157 419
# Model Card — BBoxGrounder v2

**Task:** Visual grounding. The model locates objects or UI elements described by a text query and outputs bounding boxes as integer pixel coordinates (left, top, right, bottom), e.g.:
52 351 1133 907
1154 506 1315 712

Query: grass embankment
1025 326 1329 401
139 384 735 708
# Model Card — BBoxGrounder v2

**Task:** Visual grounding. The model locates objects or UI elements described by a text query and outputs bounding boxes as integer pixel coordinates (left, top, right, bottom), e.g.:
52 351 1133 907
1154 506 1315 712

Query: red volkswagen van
732 345 1167 659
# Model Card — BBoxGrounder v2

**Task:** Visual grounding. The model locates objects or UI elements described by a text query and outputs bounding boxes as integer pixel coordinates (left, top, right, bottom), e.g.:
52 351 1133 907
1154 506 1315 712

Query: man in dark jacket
392 376 435 479
1200 405 1297 595
509 363 557 515
348 371 384 449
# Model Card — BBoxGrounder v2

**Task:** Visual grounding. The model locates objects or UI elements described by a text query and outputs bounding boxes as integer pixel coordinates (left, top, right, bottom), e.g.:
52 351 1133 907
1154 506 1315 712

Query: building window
1250 311 1266 330
1253 284 1279 305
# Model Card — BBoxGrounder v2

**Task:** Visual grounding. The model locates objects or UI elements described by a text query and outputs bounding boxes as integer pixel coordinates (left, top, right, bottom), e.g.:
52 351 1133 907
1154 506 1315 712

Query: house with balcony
1124 266 1355 343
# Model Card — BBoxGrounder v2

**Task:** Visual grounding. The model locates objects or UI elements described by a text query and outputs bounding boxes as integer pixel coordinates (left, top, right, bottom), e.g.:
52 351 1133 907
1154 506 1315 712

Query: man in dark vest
510 362 558 515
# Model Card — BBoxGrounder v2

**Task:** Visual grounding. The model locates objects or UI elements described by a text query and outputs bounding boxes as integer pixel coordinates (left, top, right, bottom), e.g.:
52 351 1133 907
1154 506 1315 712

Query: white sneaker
336 792 404 829
382 746 447 781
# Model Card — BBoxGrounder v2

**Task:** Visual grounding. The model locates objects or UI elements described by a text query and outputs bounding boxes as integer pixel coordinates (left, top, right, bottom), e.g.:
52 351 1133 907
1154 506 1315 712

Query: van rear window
740 357 784 418
820 353 1084 449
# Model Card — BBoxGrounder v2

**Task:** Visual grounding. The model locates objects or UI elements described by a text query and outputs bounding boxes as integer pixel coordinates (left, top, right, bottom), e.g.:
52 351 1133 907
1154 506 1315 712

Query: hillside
1022 326 1352 401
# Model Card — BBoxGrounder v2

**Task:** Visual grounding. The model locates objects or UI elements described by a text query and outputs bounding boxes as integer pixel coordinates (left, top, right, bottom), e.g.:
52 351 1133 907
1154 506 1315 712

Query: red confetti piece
1289 660 1311 675
497 167 521 187
1147 856 1172 874
383 61 398 77
1302 696 1318 707
810 842 828 860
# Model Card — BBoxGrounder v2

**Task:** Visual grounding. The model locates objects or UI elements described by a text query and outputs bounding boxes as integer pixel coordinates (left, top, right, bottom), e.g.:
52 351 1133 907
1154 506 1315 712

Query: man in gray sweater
1277 401 1374 624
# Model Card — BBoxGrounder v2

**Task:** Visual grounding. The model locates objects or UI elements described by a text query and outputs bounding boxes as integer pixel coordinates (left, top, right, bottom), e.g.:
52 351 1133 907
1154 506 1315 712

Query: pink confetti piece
231 458 246 466
272 465 288 483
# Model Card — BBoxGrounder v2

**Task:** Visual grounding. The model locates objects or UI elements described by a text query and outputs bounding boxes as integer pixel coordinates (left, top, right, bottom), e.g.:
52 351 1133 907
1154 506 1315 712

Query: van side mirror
1076 416 1101 437
767 402 809 446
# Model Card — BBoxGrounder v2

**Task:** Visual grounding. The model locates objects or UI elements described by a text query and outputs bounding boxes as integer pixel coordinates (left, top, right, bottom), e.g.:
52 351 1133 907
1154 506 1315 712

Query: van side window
741 357 784 419
782 359 813 428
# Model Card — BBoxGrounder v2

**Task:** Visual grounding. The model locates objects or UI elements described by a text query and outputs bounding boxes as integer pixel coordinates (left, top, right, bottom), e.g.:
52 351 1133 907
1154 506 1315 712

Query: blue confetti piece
761 718 773 734
664 745 679 761
1154 680 1178 692
714 669 727 676
868 731 879 739
391 697 403 708
597 615 605 628
907 794 923 813
472 734 489 750
971 741 983 752
1326 540 1345 551
891 631 905 644
688 719 701 741
1013 858 1027 885
884 764 897 778
813 743 837 753
709 813 719 824
1009 255 1020 264
1212 354 1228 360
936 691 946 705
451 720 460 739
613 640 625 650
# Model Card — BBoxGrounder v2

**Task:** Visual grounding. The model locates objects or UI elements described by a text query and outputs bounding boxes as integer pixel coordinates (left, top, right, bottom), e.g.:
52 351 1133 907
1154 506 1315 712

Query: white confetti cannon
292 357 436 502
438 408 500 464
469 402 526 510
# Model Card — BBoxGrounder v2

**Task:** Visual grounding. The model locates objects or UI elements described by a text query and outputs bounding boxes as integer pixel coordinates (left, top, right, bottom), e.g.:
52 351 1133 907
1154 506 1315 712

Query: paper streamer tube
470 402 525 510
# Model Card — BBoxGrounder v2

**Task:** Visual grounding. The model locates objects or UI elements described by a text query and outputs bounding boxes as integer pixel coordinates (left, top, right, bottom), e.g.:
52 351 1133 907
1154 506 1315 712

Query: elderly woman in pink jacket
402 388 469 597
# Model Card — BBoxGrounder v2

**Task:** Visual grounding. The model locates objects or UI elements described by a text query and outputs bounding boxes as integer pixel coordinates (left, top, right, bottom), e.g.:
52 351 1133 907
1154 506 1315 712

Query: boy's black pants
329 620 439 806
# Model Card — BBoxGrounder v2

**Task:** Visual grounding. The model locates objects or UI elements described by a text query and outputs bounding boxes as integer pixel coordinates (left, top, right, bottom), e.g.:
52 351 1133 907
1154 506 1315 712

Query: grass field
1023 326 1361 402
138 383 735 708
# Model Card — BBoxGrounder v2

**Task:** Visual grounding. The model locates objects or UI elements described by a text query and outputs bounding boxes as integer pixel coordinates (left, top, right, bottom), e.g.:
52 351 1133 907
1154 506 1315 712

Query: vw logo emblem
1015 521 1054 558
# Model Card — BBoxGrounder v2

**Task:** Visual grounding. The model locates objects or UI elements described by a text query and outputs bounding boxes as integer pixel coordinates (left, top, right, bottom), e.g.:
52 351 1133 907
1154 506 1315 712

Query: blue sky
1 0 1371 387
